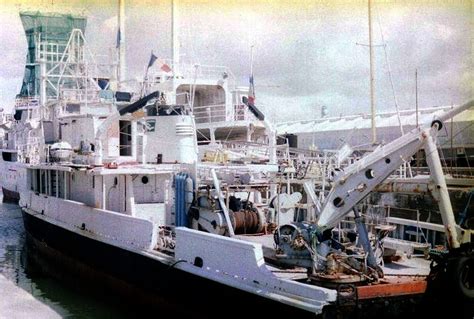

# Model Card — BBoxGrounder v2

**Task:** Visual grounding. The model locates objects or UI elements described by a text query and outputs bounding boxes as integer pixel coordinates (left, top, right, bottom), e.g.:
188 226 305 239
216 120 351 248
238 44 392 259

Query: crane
274 100 473 299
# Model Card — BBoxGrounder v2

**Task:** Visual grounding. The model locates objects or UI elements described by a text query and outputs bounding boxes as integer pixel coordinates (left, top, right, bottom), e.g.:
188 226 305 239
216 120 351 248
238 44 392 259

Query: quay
0 274 61 319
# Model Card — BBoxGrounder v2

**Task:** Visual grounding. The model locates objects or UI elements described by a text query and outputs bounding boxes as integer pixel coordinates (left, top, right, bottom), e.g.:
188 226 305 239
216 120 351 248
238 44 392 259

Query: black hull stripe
22 210 314 318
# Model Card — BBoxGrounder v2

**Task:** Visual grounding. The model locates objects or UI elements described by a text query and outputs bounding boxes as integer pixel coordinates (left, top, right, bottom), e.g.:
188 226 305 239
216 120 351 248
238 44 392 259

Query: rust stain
375 183 393 192
375 182 428 194
446 227 454 249
357 277 427 300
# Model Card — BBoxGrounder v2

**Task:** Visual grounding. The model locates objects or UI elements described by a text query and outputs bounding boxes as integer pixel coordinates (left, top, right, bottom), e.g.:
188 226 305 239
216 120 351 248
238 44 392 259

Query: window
1 152 17 162
119 120 132 156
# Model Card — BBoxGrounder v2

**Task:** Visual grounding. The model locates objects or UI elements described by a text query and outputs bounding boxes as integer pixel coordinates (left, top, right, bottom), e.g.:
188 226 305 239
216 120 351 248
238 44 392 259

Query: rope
424 122 474 160
375 3 415 178
224 125 235 143
168 259 187 270
196 129 211 142
375 5 404 136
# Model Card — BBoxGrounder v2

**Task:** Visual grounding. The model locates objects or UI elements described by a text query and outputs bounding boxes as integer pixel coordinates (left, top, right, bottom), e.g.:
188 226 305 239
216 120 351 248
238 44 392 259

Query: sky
0 0 471 122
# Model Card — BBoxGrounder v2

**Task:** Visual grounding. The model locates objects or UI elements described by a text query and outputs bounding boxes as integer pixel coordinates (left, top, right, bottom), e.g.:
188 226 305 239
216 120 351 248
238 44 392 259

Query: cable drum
231 208 263 234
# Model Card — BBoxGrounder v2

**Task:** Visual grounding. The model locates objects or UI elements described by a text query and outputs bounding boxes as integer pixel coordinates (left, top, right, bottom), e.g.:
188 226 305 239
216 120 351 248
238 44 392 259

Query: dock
0 274 61 319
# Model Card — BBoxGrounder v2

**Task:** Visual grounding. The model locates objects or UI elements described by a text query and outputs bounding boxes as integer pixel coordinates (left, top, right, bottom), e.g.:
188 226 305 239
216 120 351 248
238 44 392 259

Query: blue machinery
175 173 193 227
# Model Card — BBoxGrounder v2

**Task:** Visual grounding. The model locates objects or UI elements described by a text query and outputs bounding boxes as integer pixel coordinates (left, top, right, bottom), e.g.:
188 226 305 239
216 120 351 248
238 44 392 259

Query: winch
191 195 265 236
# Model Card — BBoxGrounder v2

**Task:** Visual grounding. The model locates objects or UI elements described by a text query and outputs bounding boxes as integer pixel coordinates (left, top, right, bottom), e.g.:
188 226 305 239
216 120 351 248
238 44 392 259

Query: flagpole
140 65 148 98
140 65 147 98
141 51 156 97
250 45 254 80
249 45 255 104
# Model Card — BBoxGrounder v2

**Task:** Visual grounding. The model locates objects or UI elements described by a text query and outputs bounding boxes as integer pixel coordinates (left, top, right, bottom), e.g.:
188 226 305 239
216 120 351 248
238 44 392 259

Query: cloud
0 0 470 119
101 15 118 32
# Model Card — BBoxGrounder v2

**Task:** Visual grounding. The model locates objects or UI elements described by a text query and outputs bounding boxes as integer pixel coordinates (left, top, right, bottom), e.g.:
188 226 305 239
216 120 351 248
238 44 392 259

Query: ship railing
36 29 115 69
16 136 41 147
220 140 271 156
43 60 112 79
359 204 448 246
146 61 237 90
275 144 359 182
233 104 253 121
35 33 115 100
278 143 471 182
160 60 236 84
336 204 439 257
193 104 227 124
0 114 13 123
276 145 326 159
193 103 257 124
159 92 193 113
393 165 474 179
59 88 101 104
36 41 69 63
393 161 413 179
15 136 42 163
15 96 40 110
201 140 271 163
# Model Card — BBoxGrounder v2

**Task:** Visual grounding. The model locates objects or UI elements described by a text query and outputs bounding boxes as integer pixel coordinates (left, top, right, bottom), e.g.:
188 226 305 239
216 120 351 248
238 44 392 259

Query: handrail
193 103 257 123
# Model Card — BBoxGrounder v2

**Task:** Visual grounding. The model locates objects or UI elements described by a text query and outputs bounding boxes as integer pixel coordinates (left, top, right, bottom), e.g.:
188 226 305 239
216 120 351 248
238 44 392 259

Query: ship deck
235 233 431 277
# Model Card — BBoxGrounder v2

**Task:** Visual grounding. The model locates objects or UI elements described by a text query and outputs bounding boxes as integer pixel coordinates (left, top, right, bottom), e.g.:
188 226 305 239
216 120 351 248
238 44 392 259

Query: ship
1 8 473 319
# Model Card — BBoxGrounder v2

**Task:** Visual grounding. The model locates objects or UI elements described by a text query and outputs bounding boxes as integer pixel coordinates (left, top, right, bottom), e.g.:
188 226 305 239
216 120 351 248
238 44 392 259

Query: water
0 196 139 318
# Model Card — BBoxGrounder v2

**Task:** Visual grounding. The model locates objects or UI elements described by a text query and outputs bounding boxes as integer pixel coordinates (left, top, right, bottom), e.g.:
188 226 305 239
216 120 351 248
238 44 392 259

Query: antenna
415 69 418 128
250 44 254 79
118 0 126 89
368 0 376 144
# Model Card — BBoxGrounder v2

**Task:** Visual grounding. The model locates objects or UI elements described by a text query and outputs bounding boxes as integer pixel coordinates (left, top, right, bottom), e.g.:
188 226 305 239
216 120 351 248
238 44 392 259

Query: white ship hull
20 191 337 316
0 152 27 202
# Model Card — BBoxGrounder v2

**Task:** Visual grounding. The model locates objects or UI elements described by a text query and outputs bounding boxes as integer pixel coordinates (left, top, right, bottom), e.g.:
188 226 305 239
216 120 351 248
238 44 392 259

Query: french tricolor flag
248 74 255 105
158 60 172 73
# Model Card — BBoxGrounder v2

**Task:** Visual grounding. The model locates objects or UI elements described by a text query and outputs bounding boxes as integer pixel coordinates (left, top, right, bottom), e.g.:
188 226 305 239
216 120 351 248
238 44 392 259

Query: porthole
333 197 344 208
365 169 375 179
141 176 149 184
385 158 391 164
194 257 203 268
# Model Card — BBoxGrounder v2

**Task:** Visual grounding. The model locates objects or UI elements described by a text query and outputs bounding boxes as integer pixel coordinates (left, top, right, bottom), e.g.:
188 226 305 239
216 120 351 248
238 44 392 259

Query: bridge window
1 152 17 162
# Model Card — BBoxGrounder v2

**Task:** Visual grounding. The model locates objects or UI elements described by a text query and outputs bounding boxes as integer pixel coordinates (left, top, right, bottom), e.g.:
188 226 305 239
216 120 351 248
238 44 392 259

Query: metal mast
118 0 126 88
368 0 376 144
415 69 419 127
172 0 179 67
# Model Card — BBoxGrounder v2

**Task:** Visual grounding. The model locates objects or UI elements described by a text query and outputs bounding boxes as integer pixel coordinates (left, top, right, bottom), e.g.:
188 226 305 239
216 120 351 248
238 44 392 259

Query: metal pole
451 104 454 172
416 209 419 243
415 69 418 128
170 0 180 103
211 169 235 236
40 49 47 107
118 0 126 88
101 175 106 209
436 100 473 123
250 45 254 80
368 0 376 144
172 0 179 67
424 126 460 249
